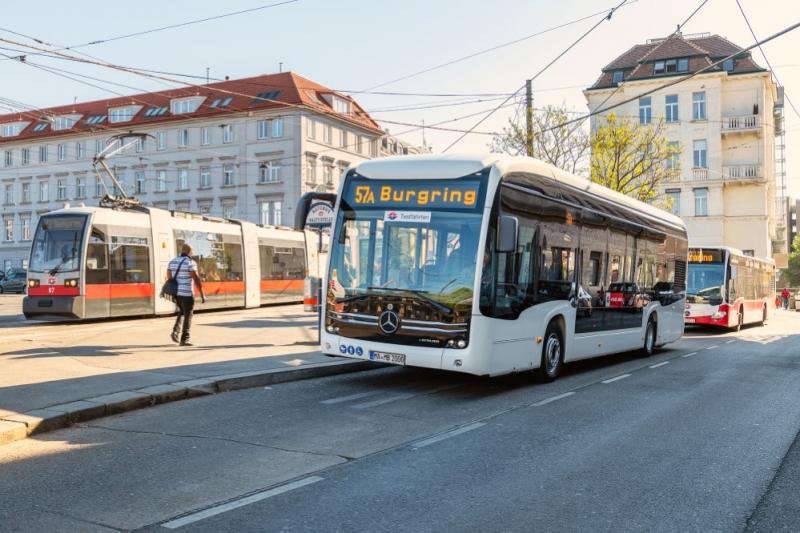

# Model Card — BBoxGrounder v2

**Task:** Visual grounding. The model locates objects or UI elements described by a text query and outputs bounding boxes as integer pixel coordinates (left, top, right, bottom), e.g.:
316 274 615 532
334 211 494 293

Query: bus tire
760 305 767 325
642 317 657 357
735 310 743 332
537 321 564 382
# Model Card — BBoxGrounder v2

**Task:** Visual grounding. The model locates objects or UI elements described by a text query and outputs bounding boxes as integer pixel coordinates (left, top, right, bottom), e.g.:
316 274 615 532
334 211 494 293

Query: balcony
721 114 760 135
691 168 710 180
723 164 762 182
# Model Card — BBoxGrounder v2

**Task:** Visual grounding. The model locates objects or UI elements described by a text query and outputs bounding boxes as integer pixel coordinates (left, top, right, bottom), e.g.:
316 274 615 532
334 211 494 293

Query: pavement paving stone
0 420 27 445
85 390 153 416
1 408 68 436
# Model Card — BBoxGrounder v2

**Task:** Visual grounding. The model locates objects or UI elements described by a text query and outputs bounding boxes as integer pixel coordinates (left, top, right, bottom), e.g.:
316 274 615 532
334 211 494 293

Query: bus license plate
685 318 695 323
370 350 406 365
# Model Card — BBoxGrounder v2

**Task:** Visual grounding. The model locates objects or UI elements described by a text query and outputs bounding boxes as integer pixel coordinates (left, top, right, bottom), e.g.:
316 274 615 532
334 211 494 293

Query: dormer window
170 96 205 114
677 58 689 72
0 121 29 137
612 71 624 84
332 96 351 114
654 59 682 75
723 59 735 72
53 116 81 131
108 105 141 123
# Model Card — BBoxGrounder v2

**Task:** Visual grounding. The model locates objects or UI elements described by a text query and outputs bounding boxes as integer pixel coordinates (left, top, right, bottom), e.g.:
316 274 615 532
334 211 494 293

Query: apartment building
584 33 780 260
0 72 413 270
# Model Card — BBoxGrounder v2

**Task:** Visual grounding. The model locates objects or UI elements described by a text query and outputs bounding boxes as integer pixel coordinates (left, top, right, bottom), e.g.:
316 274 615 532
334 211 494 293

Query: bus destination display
688 249 724 263
344 179 482 210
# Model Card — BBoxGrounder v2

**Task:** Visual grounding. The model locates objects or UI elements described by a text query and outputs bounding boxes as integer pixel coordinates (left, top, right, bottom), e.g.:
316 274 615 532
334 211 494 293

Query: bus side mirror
497 215 518 253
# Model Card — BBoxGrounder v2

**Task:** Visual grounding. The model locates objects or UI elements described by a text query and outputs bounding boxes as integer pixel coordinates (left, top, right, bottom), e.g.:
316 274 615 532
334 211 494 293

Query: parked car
0 268 27 294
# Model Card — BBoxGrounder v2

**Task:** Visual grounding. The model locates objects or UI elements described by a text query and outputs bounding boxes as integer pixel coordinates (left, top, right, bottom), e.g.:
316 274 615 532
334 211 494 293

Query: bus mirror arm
497 215 518 253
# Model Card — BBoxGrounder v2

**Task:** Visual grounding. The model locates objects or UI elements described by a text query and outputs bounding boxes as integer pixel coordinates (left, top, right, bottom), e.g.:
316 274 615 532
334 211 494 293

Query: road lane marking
725 339 736 344
682 352 698 358
602 374 631 384
352 393 416 409
533 392 575 406
411 422 485 449
320 391 379 405
162 476 323 529
649 361 669 369
706 345 720 350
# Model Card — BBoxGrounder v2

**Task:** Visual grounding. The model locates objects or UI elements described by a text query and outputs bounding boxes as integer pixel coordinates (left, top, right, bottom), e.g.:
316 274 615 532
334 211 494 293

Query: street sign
305 201 334 228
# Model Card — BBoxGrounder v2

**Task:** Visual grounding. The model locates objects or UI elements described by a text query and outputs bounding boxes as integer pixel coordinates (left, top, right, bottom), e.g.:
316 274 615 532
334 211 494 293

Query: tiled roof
589 34 766 90
0 71 382 145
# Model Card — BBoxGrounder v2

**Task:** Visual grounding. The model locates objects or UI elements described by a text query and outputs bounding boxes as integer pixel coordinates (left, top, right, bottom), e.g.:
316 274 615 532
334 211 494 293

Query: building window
333 96 351 114
654 61 665 74
157 132 166 150
223 163 235 186
665 95 679 123
666 141 680 172
222 124 234 143
723 59 734 72
3 217 13 241
170 98 201 114
1 124 22 137
95 177 103 197
57 143 67 161
39 181 49 202
341 130 348 149
4 184 13 204
678 58 689 72
199 166 211 188
95 139 104 154
694 188 708 217
177 168 189 190
3 150 11 167
117 174 127 196
665 189 681 215
323 164 333 185
135 138 145 153
156 170 167 192
39 145 48 163
654 58 679 75
306 156 317 183
199 203 211 215
308 119 316 139
693 139 707 168
76 141 85 159
21 148 30 165
135 172 145 194
76 177 86 198
692 92 706 120
20 214 31 240
323 124 332 144
108 106 138 123
612 70 623 84
272 118 284 137
258 120 269 139
201 127 210 145
222 204 235 220
259 162 281 183
57 179 67 200
639 97 652 125
259 200 282 225
21 182 30 203
178 129 189 147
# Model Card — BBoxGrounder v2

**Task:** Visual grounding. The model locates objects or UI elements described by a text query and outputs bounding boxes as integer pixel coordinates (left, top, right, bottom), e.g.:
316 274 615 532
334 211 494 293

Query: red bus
684 247 775 330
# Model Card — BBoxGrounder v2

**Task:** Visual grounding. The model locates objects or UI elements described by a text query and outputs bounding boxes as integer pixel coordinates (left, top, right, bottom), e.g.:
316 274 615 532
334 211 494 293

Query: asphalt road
0 311 799 532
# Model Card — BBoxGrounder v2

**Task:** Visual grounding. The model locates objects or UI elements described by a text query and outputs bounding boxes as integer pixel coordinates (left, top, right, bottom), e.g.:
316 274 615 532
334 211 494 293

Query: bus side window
86 230 109 284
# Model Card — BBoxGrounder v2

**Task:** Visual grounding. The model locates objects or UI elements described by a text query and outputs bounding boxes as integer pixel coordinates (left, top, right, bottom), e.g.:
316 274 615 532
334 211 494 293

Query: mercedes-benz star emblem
378 310 400 334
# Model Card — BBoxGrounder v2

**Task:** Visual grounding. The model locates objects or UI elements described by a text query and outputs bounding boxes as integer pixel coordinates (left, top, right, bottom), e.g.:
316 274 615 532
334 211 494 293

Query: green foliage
590 114 679 204
787 235 800 286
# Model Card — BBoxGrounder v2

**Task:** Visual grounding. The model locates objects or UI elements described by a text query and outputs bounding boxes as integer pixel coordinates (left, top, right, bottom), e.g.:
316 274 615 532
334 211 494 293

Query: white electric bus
319 155 688 380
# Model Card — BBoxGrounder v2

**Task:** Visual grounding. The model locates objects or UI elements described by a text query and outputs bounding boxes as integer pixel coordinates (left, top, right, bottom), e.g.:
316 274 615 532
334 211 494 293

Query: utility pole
525 79 534 157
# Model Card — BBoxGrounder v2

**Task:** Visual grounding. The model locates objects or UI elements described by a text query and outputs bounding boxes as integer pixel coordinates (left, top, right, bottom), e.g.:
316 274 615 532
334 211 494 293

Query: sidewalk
0 299 370 444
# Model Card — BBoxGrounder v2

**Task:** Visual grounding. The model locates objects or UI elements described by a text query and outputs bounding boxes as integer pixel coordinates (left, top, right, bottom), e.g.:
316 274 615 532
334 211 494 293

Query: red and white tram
23 202 324 320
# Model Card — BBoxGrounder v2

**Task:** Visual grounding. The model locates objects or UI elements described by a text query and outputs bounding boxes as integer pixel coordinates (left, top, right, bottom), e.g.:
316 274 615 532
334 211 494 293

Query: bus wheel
735 310 743 332
760 305 767 325
537 323 563 382
642 318 657 357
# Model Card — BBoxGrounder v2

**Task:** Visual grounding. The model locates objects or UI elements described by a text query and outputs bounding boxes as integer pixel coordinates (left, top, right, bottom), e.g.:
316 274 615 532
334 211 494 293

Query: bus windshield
329 176 486 310
687 263 725 302
29 215 87 274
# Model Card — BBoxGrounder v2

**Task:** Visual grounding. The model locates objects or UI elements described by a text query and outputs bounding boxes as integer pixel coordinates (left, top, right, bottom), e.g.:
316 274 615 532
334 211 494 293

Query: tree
590 113 679 204
786 235 800 286
491 105 590 175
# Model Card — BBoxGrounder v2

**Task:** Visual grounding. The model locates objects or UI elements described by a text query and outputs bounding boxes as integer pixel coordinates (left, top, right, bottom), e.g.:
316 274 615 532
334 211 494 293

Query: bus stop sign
305 202 334 229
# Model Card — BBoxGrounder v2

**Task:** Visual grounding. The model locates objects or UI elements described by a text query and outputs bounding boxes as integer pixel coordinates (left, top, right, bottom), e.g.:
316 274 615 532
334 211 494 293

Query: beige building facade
585 33 779 260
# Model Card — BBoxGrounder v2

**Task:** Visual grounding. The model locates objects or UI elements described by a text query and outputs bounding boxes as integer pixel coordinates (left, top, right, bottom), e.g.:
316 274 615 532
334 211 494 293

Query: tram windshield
29 215 87 274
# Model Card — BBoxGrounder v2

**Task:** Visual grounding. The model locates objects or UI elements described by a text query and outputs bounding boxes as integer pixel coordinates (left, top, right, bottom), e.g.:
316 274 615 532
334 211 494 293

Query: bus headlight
28 279 40 288
326 325 335 333
64 279 79 288
457 339 467 348
712 310 727 319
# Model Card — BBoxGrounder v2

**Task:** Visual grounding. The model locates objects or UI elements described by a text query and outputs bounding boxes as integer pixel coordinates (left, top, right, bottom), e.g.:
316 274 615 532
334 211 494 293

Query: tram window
588 251 603 286
86 230 109 284
110 243 150 283
260 245 306 280
223 243 243 281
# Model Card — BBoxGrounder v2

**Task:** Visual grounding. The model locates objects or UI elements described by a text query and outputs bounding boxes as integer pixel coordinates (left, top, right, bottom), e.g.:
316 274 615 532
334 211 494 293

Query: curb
0 359 377 446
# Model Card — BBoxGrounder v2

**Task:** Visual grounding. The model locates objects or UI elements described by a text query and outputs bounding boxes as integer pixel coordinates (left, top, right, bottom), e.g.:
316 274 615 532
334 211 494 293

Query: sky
1 0 799 200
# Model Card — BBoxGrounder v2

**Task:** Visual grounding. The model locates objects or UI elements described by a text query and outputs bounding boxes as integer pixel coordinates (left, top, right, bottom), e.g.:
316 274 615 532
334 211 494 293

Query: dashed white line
649 361 669 369
411 422 486 449
320 391 379 405
162 476 323 529
533 392 575 406
352 393 416 409
706 345 720 350
725 339 736 344
682 352 698 358
602 374 631 384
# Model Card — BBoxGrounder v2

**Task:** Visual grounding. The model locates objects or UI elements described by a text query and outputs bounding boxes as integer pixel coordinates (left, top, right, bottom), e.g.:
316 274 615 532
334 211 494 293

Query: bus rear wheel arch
536 318 564 382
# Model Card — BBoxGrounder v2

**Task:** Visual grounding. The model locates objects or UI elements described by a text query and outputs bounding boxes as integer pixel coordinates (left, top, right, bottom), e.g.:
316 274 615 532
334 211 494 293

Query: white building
0 72 428 270
585 33 780 260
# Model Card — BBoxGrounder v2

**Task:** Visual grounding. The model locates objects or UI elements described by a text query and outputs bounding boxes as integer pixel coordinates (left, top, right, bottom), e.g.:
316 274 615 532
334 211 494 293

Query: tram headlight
64 278 79 288
28 279 40 288
457 339 467 349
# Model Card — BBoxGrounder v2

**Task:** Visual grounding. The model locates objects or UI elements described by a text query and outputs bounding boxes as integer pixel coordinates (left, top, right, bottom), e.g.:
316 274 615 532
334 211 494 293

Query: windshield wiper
367 286 452 314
